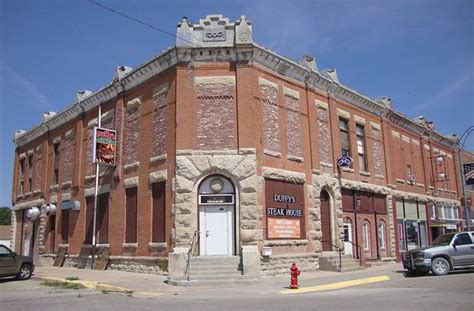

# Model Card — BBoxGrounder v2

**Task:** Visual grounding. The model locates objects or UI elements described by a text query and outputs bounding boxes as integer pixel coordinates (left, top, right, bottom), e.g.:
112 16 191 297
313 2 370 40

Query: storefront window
378 222 385 250
396 199 428 251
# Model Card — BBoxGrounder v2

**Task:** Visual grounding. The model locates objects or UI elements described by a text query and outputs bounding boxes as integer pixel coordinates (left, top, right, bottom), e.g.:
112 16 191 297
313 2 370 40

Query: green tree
0 207 12 225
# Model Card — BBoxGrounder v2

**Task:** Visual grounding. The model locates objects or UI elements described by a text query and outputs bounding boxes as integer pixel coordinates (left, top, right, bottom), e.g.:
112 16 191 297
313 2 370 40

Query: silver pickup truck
402 231 474 276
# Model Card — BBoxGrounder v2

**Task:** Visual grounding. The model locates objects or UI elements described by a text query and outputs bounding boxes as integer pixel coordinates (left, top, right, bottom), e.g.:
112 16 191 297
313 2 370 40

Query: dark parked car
0 244 34 280
402 231 474 276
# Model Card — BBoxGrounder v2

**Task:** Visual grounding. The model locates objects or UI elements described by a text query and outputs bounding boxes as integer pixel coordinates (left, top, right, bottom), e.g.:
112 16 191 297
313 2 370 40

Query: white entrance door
343 223 353 256
199 206 234 256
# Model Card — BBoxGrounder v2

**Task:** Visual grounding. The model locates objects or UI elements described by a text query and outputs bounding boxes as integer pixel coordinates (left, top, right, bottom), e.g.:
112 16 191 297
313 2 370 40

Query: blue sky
0 0 473 207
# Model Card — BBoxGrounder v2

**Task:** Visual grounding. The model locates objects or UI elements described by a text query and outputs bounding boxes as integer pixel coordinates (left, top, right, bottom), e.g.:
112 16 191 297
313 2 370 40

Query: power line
88 0 199 47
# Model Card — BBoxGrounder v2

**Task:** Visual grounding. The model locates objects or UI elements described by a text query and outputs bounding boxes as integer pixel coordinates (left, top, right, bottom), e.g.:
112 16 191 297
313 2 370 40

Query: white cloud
410 71 472 112
0 62 50 109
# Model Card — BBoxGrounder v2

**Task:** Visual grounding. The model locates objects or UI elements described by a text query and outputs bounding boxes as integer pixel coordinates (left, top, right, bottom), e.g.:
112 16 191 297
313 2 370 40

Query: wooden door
320 191 331 251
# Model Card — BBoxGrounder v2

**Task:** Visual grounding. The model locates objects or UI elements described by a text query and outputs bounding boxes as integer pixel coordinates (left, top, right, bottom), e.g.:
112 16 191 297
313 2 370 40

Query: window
454 233 472 246
0 245 12 255
52 143 60 185
339 118 352 167
28 155 33 192
152 182 166 243
430 204 436 220
363 221 370 251
97 193 109 244
61 209 69 244
356 124 367 172
125 187 138 243
378 222 385 250
19 158 25 194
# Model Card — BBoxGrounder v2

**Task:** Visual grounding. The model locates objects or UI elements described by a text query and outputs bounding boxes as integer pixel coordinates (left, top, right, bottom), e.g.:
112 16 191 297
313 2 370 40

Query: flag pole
91 104 101 268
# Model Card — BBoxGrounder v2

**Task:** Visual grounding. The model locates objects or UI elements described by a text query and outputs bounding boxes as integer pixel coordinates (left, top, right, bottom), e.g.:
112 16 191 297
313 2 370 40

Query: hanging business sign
267 218 301 239
92 127 117 166
463 163 474 185
337 156 353 167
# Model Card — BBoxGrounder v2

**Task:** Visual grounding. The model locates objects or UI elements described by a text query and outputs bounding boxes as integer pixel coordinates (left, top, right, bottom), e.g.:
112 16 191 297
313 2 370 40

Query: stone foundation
61 255 168 275
260 253 319 276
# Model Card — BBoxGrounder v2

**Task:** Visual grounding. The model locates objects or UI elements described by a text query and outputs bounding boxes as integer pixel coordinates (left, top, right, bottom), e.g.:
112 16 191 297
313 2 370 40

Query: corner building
11 15 462 279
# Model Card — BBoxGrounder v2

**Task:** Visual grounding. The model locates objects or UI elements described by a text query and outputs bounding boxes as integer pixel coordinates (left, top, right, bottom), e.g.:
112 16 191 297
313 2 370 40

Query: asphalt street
1 269 473 311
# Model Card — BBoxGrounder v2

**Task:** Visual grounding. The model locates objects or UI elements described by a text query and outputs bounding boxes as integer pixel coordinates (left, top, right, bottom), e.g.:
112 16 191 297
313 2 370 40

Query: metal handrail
185 230 200 281
322 240 342 272
345 240 364 266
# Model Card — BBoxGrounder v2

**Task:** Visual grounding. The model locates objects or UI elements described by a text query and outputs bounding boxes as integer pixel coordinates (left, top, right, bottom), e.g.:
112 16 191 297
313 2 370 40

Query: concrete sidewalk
32 262 403 297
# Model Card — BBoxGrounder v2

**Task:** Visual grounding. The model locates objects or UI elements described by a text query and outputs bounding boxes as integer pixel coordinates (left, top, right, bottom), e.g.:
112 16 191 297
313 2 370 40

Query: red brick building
10 15 462 279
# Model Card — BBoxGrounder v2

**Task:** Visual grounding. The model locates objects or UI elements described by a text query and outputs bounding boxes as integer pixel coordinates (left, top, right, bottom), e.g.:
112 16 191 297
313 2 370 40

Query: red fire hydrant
289 262 300 289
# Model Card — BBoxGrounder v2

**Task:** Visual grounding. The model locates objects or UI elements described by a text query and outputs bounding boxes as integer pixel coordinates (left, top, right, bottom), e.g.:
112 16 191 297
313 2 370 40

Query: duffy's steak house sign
266 190 304 239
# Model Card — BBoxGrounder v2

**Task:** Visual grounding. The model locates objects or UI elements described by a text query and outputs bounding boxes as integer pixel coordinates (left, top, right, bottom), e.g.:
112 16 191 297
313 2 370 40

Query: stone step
168 277 259 287
340 265 365 272
319 255 364 272
188 271 243 277
187 265 241 273
189 256 241 263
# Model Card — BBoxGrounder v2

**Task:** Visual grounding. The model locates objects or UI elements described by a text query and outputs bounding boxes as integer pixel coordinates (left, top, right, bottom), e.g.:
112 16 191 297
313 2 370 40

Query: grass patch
65 276 80 281
41 279 84 290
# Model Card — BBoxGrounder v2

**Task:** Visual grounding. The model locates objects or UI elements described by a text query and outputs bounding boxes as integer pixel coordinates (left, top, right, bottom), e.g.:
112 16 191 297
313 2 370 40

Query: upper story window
378 221 386 250
27 154 33 192
430 204 436 220
19 158 25 194
52 143 60 185
356 124 367 172
339 118 351 159
362 221 370 251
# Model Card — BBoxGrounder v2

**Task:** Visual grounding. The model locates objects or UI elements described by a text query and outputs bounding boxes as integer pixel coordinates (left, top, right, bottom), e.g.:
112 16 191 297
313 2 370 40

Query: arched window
362 221 370 251
378 221 386 250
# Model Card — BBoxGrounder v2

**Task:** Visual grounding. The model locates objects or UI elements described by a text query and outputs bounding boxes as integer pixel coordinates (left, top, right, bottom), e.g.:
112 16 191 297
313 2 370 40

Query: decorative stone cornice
13 34 457 151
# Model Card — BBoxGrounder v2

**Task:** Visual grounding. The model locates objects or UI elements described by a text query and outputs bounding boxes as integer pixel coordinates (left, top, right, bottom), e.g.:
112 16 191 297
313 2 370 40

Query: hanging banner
463 163 474 185
93 127 117 166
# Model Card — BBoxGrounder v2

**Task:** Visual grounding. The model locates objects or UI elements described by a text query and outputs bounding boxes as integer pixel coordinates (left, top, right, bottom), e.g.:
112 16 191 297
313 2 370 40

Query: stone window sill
287 155 304 163
359 171 371 177
320 162 334 168
341 167 354 173
122 243 138 248
264 239 308 246
150 155 167 164
395 178 405 184
124 161 140 173
264 149 281 158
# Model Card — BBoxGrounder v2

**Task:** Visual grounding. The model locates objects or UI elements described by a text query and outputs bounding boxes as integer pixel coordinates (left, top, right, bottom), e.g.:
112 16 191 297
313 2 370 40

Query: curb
37 276 135 294
279 275 391 295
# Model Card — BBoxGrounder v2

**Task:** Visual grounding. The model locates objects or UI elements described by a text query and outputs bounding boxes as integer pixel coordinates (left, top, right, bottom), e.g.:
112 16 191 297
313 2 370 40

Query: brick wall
284 93 303 160
195 84 235 150
371 125 384 176
151 85 168 158
33 145 43 191
63 129 75 183
260 84 280 154
316 104 332 165
124 101 140 166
